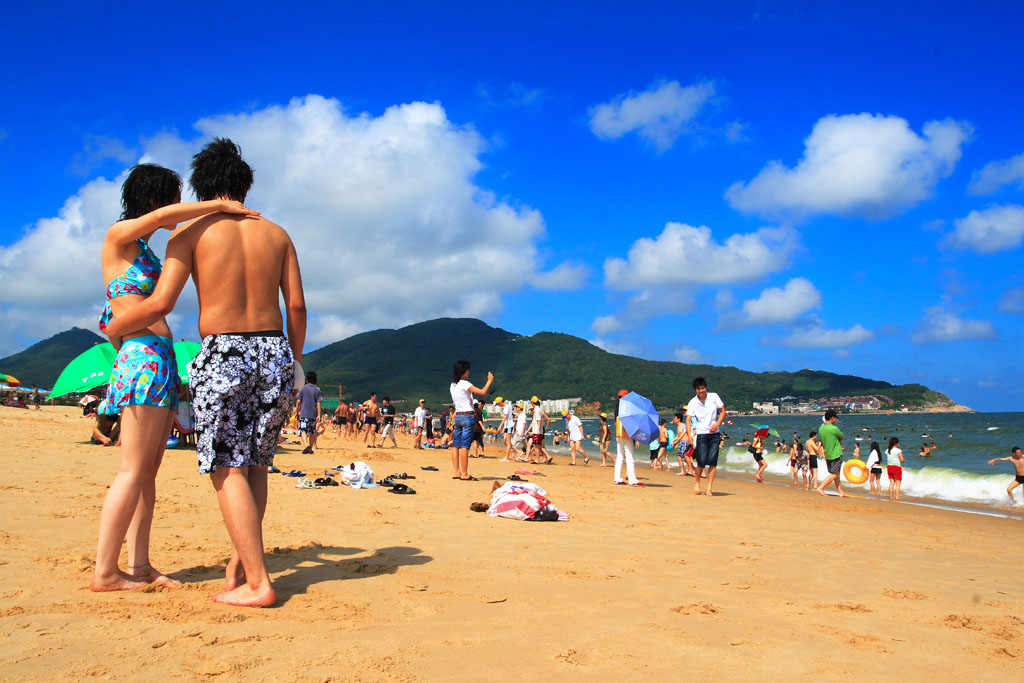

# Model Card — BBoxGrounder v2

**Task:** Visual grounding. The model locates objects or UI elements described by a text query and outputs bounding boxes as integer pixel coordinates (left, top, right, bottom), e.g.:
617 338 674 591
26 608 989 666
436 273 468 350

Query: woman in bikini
91 164 257 592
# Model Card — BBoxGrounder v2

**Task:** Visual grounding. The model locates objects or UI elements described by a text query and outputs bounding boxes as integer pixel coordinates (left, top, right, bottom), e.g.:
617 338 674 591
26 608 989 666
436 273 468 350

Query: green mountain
303 317 957 411
0 327 106 388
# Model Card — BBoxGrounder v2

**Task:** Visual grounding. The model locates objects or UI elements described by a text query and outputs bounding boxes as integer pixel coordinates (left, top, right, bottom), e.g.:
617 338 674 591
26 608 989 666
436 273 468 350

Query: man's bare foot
225 555 246 590
132 564 182 589
693 486 703 495
815 488 827 496
89 570 146 592
677 471 687 476
211 583 276 607
705 490 714 497
838 492 847 498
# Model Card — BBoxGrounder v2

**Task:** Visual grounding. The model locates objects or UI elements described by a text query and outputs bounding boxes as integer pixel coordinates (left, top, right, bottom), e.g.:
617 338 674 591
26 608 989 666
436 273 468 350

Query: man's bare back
173 214 304 354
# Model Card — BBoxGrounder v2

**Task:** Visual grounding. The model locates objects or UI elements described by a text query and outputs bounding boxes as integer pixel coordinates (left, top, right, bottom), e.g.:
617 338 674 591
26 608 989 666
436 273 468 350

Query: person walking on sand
987 446 1024 505
886 436 905 502
815 410 846 498
376 396 398 448
495 397 514 461
449 361 493 480
563 409 587 465
361 393 380 447
413 399 427 449
790 439 808 488
91 163 260 594
613 389 642 486
295 371 322 454
104 138 305 607
597 413 613 466
686 377 725 496
527 397 552 464
671 411 695 476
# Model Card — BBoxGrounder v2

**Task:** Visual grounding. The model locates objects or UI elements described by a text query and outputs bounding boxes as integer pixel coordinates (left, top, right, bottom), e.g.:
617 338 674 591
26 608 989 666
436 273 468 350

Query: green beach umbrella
49 343 117 399
173 340 201 385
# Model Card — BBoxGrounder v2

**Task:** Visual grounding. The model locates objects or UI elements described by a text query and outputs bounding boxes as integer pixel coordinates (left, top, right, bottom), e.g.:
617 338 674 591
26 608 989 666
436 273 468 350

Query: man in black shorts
805 430 822 489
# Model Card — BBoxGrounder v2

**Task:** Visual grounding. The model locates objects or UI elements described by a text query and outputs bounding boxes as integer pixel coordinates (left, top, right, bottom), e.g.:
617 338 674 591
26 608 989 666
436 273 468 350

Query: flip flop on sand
421 466 439 471
459 476 479 481
388 483 416 494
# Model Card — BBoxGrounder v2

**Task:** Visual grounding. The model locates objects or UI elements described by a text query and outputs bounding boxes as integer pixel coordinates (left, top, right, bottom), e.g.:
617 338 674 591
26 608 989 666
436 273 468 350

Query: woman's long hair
121 164 181 220
452 360 470 385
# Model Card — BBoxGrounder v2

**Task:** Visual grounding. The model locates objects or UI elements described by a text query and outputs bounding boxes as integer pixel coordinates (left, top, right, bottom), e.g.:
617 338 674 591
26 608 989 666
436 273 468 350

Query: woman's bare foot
693 486 703 495
131 564 182 589
211 583 276 607
89 570 146 592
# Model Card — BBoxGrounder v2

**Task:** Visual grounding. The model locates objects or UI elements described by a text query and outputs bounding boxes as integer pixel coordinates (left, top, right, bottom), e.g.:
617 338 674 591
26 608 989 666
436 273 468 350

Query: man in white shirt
685 377 726 497
563 410 587 465
513 403 528 461
413 399 427 449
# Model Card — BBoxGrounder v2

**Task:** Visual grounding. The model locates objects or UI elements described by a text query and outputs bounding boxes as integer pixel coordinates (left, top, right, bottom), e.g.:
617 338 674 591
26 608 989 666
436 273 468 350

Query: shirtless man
332 401 349 437
988 446 1024 504
361 392 381 446
105 138 306 607
804 430 822 490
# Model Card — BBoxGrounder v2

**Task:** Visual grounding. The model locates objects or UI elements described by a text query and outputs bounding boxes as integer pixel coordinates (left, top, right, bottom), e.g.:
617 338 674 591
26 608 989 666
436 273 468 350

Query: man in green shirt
815 409 846 498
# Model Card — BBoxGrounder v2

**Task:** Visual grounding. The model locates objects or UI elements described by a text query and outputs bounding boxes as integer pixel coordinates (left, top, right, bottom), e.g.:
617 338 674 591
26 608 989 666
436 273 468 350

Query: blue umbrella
617 391 659 443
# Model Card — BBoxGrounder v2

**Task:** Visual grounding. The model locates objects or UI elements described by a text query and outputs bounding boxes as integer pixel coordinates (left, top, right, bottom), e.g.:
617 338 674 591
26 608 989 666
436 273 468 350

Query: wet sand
1 407 1021 680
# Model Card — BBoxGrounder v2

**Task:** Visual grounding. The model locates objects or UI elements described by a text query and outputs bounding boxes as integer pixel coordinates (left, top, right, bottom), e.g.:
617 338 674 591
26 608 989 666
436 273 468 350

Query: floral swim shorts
188 332 294 474
106 335 180 411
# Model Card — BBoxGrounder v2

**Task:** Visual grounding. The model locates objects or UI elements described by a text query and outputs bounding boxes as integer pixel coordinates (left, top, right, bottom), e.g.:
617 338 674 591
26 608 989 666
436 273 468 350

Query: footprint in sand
671 603 720 615
883 589 932 600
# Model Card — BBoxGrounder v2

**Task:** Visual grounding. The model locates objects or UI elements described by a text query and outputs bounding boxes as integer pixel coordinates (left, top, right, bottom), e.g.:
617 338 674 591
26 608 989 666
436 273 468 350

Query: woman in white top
886 436 905 502
449 360 493 481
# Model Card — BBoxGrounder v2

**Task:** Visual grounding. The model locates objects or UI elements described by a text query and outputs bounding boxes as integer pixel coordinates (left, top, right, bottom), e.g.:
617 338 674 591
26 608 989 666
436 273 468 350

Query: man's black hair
121 164 182 220
692 377 707 390
824 409 838 421
383 396 390 402
305 371 318 385
189 137 253 202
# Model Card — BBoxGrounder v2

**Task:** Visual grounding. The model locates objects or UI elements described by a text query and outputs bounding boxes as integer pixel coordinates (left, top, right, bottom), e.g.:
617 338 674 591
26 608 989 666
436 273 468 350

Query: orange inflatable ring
843 459 869 485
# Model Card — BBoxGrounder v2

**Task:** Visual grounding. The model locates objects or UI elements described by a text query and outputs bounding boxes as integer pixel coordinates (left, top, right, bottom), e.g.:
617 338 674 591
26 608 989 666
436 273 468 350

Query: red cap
617 389 629 397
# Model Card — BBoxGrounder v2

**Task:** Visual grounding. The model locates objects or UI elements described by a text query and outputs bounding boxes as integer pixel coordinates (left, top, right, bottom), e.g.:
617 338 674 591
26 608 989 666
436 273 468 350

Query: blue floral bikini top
98 238 162 333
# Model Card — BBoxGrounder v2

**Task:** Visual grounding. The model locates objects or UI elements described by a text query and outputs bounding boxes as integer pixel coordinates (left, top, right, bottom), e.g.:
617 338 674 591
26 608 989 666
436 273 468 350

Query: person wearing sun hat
526 396 551 464
562 408 586 465
413 398 427 449
597 412 613 466
493 396 515 461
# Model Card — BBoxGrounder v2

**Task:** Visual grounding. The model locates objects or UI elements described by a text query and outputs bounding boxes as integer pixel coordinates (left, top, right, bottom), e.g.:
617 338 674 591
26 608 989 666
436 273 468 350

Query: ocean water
496 412 1024 511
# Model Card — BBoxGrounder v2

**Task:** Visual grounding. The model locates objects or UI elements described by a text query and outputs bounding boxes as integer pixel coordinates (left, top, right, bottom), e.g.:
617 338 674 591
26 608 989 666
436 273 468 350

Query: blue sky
2 1 1023 411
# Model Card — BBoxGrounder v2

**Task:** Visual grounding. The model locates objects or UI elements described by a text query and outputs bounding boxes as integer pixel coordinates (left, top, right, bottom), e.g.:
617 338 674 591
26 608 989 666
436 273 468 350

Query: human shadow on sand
168 542 433 605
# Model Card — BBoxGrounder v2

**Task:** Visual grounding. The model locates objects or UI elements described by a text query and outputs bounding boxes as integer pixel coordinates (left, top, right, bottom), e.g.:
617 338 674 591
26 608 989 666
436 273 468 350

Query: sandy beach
1 406 1021 681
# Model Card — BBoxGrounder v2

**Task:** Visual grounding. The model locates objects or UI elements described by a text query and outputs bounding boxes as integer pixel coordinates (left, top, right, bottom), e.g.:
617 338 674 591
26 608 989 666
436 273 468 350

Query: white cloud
69 134 138 175
910 306 997 344
604 222 797 290
588 80 714 152
774 318 874 349
674 345 709 363
998 286 1024 314
969 152 1024 195
832 348 851 358
0 95 574 351
588 337 639 356
592 314 625 336
713 290 734 311
727 277 821 328
726 113 971 220
944 204 1024 254
528 262 589 290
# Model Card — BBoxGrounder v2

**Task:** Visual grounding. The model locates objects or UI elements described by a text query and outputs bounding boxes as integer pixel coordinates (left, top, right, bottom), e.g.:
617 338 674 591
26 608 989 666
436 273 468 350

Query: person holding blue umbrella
613 389 643 487
686 377 726 497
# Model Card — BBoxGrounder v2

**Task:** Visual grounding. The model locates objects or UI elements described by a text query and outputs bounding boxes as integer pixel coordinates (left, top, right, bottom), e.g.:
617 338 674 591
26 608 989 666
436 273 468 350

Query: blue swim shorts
105 335 179 411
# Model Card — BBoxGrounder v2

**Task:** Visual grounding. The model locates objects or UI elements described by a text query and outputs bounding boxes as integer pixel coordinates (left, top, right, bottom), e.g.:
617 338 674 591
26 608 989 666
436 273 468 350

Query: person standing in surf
686 377 725 496
815 410 846 498
987 446 1024 504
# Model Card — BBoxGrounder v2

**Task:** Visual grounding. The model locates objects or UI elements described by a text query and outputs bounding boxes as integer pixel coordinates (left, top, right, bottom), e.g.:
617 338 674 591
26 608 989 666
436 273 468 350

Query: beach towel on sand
340 461 375 489
487 482 567 521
